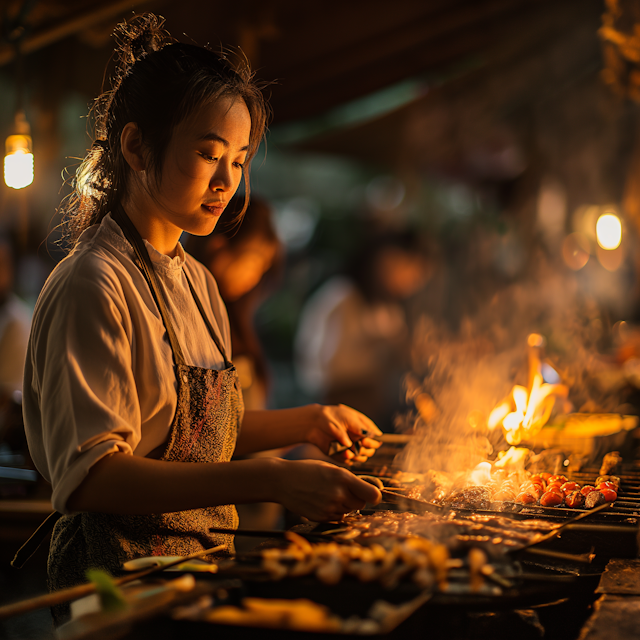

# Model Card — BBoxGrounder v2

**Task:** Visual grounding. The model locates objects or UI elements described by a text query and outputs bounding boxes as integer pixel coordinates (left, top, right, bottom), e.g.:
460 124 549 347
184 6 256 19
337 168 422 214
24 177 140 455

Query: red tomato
546 482 564 494
597 481 617 492
540 472 552 481
540 491 563 506
516 491 537 504
580 485 596 496
599 488 618 502
560 482 580 495
548 475 568 485
530 474 547 488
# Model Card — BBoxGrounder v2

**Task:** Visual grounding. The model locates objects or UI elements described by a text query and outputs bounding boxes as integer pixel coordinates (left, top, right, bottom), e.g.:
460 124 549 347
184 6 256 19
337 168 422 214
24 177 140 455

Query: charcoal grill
355 461 640 571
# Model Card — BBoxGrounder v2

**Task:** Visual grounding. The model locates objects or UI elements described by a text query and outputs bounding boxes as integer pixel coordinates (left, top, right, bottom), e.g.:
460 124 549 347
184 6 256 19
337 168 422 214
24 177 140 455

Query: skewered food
422 466 619 511
335 510 557 559
585 490 607 508
564 491 585 508
596 475 621 489
259 530 452 589
443 486 492 510
205 598 341 632
539 491 563 506
599 451 623 476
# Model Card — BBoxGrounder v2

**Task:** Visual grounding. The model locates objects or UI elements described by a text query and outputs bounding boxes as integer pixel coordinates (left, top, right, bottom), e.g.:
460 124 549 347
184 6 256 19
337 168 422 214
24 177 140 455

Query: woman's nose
209 163 233 192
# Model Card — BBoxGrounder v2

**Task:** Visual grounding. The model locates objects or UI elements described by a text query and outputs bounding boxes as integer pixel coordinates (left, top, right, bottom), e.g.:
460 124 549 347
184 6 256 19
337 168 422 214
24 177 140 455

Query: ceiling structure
0 0 606 127
0 0 635 241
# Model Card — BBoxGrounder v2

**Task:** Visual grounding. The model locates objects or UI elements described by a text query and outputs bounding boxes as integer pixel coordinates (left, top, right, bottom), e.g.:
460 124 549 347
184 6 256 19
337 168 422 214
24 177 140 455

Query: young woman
22 14 381 619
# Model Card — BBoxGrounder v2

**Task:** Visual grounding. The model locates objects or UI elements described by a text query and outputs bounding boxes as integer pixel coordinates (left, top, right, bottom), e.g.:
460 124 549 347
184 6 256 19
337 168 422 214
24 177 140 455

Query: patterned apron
47 206 244 622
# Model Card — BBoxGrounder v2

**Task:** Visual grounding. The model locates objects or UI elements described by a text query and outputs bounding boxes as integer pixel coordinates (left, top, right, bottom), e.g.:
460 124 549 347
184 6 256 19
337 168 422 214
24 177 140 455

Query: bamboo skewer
0 544 226 620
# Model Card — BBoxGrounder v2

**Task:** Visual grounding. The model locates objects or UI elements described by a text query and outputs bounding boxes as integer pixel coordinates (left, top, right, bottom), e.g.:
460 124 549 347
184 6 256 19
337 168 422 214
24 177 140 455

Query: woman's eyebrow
199 131 249 151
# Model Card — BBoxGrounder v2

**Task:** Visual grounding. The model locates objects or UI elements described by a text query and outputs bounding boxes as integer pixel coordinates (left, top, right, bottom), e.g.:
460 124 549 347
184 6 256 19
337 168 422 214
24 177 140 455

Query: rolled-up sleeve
24 251 141 514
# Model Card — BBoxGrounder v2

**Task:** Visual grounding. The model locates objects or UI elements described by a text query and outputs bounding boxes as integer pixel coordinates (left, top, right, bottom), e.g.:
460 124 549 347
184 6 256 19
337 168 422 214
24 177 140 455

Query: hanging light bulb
4 111 33 190
596 211 622 250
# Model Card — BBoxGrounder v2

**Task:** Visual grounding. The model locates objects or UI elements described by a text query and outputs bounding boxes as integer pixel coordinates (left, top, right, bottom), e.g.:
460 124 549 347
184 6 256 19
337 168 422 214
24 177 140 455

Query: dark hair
59 13 270 249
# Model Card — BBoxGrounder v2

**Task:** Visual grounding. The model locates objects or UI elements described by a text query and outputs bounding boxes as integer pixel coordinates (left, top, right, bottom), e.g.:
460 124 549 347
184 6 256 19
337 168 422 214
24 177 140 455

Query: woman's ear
120 122 146 172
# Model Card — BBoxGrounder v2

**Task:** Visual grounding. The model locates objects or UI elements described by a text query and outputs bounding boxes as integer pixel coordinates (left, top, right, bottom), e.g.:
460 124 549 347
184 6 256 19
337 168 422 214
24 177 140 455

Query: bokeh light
597 244 624 271
4 132 34 190
561 232 590 270
596 213 622 250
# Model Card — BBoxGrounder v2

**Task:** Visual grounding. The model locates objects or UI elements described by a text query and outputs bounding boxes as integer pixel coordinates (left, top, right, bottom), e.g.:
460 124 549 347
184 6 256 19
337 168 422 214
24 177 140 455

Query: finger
344 498 367 512
355 446 376 459
347 477 382 505
337 404 382 438
328 428 352 449
352 410 382 437
328 513 347 522
361 437 382 449
330 449 355 463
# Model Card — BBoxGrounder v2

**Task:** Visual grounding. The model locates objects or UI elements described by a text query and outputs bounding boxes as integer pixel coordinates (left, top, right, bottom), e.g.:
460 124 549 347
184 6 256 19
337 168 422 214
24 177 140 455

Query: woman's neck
120 196 182 257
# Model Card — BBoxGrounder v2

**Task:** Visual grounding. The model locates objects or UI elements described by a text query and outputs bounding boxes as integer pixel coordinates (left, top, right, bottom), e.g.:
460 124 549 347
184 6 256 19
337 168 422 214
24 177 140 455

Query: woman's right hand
273 459 382 522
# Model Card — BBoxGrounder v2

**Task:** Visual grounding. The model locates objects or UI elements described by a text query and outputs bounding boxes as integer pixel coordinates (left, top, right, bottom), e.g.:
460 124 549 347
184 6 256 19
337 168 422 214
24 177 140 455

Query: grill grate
354 462 640 568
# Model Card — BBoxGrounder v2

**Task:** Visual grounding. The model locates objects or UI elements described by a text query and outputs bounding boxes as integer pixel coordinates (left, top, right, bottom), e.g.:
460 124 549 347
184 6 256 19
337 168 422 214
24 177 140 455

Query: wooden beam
0 0 156 67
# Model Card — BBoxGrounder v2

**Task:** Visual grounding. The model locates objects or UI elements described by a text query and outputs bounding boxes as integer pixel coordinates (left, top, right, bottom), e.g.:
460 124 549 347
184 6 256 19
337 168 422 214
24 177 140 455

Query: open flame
487 334 569 445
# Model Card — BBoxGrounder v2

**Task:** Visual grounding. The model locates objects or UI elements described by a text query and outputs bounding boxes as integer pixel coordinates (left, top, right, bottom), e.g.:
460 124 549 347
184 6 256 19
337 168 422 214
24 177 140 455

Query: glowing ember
488 334 568 445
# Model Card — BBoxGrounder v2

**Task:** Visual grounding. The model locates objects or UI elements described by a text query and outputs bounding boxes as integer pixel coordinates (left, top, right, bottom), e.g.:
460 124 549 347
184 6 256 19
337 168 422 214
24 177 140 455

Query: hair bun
115 13 171 67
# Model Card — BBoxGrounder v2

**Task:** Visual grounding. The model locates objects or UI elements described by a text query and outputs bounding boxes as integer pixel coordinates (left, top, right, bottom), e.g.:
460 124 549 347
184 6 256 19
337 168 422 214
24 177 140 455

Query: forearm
66 453 283 514
234 405 321 455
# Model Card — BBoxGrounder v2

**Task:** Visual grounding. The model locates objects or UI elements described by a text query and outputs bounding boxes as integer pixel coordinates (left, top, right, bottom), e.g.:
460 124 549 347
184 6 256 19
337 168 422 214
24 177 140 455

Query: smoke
395 260 627 475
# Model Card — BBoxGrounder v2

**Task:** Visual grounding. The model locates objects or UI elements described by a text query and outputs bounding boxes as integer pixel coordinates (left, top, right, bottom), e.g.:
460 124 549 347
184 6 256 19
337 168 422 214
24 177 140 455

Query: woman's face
148 96 252 237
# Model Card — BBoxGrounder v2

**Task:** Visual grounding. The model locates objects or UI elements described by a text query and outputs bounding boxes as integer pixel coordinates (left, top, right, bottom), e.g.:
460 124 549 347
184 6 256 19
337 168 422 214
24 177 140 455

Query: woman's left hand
306 404 383 465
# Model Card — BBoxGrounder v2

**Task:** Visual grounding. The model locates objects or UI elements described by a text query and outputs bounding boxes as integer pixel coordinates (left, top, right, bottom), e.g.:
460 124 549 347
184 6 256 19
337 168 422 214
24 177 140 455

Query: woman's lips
202 203 226 216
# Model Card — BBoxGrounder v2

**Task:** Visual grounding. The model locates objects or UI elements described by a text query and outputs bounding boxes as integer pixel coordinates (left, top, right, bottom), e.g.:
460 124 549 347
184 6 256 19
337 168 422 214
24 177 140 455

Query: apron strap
111 205 186 366
11 511 63 569
112 205 231 368
184 272 232 369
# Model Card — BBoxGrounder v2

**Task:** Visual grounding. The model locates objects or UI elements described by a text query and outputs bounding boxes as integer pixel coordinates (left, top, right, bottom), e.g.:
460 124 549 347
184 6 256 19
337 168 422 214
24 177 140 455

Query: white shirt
295 276 407 395
23 215 232 513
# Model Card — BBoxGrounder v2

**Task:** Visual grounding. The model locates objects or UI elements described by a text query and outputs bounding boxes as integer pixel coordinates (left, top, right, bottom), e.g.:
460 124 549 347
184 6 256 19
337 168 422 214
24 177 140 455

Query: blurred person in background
295 230 432 432
0 233 32 459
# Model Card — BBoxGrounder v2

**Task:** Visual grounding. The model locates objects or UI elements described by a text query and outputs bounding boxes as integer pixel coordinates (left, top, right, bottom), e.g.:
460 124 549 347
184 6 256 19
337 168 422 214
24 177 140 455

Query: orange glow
596 244 624 271
561 232 590 270
488 334 568 445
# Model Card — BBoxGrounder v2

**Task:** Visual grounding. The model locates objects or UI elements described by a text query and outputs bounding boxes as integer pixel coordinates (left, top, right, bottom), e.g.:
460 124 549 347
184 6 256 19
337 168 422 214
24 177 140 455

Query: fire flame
487 334 569 445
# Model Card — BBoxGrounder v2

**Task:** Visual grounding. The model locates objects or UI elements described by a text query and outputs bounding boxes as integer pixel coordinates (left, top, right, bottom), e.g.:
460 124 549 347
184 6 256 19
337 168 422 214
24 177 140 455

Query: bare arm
67 452 381 522
235 403 382 462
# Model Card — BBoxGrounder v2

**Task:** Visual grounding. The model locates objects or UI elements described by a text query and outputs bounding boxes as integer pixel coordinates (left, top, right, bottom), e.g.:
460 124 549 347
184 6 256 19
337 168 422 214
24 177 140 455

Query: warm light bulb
4 112 34 190
596 213 622 250
4 149 34 189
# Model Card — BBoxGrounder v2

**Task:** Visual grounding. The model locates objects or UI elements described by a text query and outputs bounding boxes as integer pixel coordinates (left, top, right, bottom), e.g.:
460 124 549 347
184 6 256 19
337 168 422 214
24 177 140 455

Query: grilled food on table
336 510 557 560
260 530 452 590
397 468 619 511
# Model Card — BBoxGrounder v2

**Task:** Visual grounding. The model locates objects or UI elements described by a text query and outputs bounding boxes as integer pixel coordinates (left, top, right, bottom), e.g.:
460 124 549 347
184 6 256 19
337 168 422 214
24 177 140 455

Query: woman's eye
233 162 245 169
199 152 216 162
